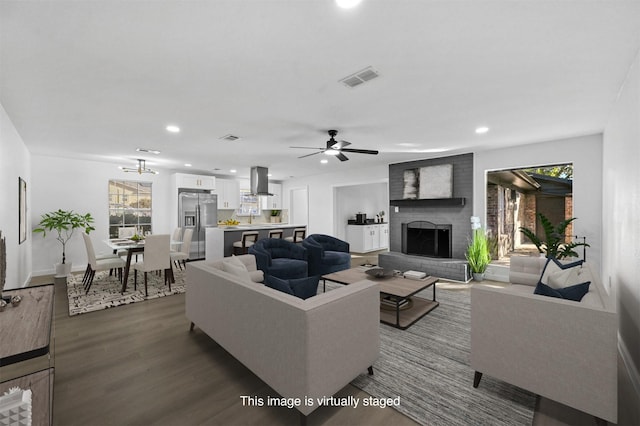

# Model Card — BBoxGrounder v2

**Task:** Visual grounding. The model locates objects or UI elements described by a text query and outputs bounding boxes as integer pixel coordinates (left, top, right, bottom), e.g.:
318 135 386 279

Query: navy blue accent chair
302 234 351 277
249 238 308 279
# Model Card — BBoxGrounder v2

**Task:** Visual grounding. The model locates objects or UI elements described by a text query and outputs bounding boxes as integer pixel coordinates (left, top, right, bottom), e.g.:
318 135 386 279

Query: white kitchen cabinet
216 179 240 209
175 173 216 190
347 224 389 253
260 182 283 210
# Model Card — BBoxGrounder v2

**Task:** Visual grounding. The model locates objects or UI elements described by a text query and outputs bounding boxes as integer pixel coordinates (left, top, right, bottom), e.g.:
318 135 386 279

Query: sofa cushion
534 281 591 302
222 255 251 282
540 258 584 287
248 270 264 283
264 275 320 300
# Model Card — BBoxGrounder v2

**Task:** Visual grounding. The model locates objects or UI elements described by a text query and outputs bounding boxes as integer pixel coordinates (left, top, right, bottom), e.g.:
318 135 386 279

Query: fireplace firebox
402 221 452 258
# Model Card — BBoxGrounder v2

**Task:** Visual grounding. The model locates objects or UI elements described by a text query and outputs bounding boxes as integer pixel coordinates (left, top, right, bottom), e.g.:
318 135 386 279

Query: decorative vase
472 272 485 282
54 262 72 278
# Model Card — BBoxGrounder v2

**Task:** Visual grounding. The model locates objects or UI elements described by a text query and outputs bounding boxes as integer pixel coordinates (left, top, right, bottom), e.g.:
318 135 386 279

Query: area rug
66 268 186 316
350 286 536 426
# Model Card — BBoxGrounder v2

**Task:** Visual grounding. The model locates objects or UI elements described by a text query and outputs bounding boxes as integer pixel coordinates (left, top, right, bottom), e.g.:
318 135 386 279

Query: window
236 189 261 216
108 180 152 237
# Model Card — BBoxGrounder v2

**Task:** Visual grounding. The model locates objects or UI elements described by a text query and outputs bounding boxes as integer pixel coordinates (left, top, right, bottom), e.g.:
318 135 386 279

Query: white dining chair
170 228 193 270
285 228 306 243
133 234 172 297
232 231 259 255
82 233 126 294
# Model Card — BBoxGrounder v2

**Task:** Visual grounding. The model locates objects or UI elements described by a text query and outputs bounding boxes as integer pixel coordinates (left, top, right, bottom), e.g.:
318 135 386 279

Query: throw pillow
264 274 294 296
222 255 251 282
287 275 320 300
534 281 591 302
539 258 584 287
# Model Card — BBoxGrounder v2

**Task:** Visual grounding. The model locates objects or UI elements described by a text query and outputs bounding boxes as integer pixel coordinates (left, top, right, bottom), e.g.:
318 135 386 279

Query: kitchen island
205 224 306 260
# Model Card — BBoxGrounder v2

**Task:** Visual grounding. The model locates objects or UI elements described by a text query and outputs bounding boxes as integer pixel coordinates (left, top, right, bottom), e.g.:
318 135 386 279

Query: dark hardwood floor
12 275 621 425
47 279 417 426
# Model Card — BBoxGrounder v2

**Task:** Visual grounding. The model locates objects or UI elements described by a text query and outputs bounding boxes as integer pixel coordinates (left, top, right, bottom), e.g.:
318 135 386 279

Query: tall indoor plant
466 228 492 281
519 213 589 259
34 209 95 276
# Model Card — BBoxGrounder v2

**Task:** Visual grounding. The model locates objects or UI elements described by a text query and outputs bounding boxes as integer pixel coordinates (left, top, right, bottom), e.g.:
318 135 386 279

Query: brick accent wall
388 153 473 259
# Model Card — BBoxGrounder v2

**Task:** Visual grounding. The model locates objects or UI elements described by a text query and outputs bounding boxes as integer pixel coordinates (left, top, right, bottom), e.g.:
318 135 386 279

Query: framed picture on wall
19 177 27 244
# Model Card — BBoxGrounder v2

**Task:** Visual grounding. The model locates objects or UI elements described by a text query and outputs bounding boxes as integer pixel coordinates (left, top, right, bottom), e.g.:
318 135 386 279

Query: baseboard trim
619 333 640 400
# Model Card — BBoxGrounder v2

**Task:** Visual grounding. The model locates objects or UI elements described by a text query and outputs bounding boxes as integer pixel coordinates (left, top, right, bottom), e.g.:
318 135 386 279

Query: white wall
603 47 640 409
282 165 389 237
31 155 173 276
0 103 32 289
474 134 603 275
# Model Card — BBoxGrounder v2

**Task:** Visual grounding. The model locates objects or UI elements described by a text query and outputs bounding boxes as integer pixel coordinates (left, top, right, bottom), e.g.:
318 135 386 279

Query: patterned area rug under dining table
66 267 186 316
350 286 537 426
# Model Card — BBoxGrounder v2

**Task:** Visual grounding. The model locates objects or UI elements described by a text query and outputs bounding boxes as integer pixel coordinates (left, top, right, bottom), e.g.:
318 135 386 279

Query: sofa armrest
471 284 617 423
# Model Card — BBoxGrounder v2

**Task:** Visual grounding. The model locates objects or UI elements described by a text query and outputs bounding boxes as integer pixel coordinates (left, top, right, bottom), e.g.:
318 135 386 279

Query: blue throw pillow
288 275 320 300
264 275 319 300
264 274 294 296
534 281 591 302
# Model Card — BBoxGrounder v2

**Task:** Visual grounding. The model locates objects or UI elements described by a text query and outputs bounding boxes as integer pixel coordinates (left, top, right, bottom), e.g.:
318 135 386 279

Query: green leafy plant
33 209 95 264
519 213 589 259
270 209 281 217
466 228 492 274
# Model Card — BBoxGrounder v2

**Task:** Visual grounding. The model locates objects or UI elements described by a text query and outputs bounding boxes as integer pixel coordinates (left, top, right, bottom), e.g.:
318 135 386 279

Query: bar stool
233 231 259 255
268 229 284 239
285 228 306 243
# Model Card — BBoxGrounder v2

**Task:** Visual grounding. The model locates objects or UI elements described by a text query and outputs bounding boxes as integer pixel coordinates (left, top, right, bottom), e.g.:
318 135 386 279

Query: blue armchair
302 234 351 276
249 238 308 279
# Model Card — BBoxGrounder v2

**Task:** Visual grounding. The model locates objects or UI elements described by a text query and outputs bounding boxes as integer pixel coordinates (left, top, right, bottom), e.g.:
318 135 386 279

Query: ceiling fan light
325 149 340 156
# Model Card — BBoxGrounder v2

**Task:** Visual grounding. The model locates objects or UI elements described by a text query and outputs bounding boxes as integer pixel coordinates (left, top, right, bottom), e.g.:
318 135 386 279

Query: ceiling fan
291 130 379 162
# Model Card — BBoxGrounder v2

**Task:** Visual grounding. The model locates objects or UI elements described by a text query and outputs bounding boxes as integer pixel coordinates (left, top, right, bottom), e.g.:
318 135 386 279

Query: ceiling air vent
219 134 240 141
339 66 380 88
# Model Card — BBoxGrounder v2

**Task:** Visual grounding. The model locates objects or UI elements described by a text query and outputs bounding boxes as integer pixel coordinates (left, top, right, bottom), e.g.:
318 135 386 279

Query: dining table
104 238 181 293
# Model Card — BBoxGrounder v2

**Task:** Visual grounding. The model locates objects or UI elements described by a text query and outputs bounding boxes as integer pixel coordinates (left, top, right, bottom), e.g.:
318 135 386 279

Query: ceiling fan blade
290 146 324 150
298 151 322 159
331 140 352 149
336 153 349 162
340 148 379 155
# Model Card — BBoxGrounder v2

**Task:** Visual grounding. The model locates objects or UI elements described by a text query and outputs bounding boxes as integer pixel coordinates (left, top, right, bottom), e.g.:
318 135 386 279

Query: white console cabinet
347 224 389 253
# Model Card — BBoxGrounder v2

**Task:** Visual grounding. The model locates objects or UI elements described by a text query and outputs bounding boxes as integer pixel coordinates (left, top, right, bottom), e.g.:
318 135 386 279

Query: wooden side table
0 284 55 425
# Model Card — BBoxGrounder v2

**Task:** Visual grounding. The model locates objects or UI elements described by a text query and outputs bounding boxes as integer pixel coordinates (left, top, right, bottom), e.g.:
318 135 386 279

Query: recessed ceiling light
267 173 272 177
184 163 192 167
475 126 489 134
336 0 362 9
321 159 329 164
166 125 181 133
230 169 237 173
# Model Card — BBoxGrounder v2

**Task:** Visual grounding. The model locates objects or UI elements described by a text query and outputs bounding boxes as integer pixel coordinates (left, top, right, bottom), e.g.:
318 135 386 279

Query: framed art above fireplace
402 163 453 199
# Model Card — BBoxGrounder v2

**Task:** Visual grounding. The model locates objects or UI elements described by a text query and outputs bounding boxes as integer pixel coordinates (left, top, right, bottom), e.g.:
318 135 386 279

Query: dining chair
268 229 284 239
133 234 172 297
285 228 306 243
82 233 126 294
232 231 259 255
171 227 183 242
170 228 193 270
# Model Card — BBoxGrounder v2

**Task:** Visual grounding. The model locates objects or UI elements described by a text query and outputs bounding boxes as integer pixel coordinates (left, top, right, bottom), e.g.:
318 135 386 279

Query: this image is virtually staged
1 1 639 425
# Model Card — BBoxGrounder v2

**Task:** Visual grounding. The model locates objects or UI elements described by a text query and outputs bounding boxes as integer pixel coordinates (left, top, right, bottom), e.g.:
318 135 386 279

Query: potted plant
33 209 95 277
466 228 491 281
270 209 281 223
519 213 589 259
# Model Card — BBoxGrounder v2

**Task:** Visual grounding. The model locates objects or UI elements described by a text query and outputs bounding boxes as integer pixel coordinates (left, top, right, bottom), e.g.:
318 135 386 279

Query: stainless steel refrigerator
178 189 218 259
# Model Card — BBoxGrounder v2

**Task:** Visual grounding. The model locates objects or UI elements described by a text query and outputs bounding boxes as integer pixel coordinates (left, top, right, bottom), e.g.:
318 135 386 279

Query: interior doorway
290 187 309 227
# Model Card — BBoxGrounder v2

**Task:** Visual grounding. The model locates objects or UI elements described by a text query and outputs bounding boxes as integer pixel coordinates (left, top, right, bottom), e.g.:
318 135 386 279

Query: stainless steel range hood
250 166 272 196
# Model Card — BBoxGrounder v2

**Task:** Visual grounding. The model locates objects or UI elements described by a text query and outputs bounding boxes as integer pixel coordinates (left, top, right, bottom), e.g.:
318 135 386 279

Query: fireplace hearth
402 221 452 258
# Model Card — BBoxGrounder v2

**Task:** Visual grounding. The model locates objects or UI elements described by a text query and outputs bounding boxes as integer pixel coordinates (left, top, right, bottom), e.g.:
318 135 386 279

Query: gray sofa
470 256 617 423
185 255 380 419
